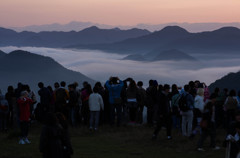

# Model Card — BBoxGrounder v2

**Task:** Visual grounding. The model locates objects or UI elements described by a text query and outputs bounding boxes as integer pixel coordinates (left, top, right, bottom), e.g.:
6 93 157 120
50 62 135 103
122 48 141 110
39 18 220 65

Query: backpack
178 94 189 112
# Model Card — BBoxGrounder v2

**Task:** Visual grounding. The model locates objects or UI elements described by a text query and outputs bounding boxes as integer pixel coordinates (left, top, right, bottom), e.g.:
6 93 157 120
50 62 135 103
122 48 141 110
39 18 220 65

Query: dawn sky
1 0 240 27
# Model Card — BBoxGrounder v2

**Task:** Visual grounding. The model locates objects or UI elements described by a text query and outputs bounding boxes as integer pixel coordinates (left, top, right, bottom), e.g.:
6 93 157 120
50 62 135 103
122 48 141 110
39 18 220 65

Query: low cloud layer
1 46 240 87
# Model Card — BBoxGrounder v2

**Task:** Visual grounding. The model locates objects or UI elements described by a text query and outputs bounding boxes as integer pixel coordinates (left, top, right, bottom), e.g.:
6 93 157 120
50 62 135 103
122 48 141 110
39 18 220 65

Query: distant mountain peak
213 26 240 33
82 26 100 31
160 26 189 33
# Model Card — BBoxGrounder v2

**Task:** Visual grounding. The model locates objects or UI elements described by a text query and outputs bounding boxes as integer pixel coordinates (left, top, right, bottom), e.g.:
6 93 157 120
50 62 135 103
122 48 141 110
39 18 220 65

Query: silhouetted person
38 82 51 121
152 84 172 140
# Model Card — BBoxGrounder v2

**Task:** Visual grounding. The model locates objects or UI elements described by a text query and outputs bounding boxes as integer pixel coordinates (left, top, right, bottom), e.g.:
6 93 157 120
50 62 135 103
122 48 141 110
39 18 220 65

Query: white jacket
194 95 204 112
89 93 104 111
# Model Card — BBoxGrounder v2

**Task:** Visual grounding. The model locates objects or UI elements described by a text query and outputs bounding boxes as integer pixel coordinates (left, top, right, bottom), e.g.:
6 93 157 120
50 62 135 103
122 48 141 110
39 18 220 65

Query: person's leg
153 117 163 138
95 111 100 129
197 129 209 148
187 110 193 137
166 114 172 138
89 111 94 129
182 113 187 136
210 123 217 148
110 104 115 125
116 104 122 126
147 106 153 125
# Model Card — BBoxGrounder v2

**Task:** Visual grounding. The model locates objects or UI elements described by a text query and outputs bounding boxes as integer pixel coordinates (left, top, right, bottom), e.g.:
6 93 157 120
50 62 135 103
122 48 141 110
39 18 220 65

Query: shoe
19 139 25 145
94 128 98 131
213 146 220 150
197 148 205 151
24 138 31 144
89 127 93 131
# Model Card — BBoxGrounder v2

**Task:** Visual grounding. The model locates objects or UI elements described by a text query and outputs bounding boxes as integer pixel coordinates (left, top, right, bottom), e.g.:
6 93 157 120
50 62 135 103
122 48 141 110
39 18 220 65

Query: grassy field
0 123 226 158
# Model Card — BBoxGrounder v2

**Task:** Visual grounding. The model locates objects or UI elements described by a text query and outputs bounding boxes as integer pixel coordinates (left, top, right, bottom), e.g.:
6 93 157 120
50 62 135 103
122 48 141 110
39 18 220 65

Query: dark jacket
40 124 73 158
38 87 51 106
157 91 171 116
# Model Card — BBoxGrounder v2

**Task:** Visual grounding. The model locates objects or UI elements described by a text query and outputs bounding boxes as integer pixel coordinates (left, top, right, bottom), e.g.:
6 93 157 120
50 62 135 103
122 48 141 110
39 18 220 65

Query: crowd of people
1 77 240 157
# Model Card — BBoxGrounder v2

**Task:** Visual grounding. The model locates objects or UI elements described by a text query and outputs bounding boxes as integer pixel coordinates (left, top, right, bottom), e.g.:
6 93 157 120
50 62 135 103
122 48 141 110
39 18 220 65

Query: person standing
181 84 194 137
152 84 172 140
38 82 51 121
105 77 124 126
17 91 33 144
89 86 104 131
197 94 220 151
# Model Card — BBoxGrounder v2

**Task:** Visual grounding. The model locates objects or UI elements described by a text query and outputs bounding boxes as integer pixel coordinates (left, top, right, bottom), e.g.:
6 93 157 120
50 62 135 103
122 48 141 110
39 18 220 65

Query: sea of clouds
1 46 240 87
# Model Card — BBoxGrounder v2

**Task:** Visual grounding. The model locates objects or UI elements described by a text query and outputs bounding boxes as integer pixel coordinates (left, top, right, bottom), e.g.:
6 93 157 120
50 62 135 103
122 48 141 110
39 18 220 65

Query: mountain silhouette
209 71 240 92
122 54 146 61
0 50 94 92
0 26 150 47
73 26 240 54
0 50 6 58
149 49 197 61
122 49 197 62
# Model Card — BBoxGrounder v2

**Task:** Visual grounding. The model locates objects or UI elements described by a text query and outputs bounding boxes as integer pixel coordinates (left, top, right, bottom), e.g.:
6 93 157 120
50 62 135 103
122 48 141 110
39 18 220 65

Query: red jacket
17 97 33 121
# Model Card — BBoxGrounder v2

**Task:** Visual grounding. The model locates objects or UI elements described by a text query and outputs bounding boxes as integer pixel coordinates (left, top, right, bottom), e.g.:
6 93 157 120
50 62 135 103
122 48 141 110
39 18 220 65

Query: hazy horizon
1 0 240 27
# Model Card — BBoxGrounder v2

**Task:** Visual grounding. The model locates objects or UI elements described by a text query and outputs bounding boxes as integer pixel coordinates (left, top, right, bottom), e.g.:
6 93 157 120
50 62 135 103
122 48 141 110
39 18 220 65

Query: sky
1 0 240 27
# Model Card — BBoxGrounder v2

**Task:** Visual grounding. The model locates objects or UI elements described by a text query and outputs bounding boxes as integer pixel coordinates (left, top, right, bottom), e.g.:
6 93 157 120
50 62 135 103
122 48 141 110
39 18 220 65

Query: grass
0 123 226 158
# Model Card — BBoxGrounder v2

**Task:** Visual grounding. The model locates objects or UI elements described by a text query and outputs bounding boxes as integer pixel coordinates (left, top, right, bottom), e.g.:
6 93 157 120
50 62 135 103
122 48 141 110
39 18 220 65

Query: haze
1 0 240 27
1 47 240 87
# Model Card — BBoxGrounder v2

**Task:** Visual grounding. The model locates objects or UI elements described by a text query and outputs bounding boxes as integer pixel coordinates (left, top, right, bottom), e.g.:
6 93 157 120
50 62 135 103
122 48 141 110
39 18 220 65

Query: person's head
158 84 163 92
17 82 22 88
229 89 236 97
25 85 30 92
54 82 60 89
188 81 195 88
149 80 154 86
73 82 79 87
83 81 89 88
137 81 143 87
214 87 220 94
93 86 98 93
194 80 200 88
47 86 53 93
68 84 75 91
21 91 28 98
163 84 170 93
95 82 102 88
38 82 44 89
111 77 118 84
197 88 204 97
60 81 66 87
171 84 178 92
86 84 92 94
153 80 158 87
7 86 14 93
184 84 190 92
129 80 137 89
209 93 217 103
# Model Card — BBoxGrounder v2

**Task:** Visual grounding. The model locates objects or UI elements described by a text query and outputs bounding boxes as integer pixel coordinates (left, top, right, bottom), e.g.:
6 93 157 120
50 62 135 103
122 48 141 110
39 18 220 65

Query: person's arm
99 95 104 110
